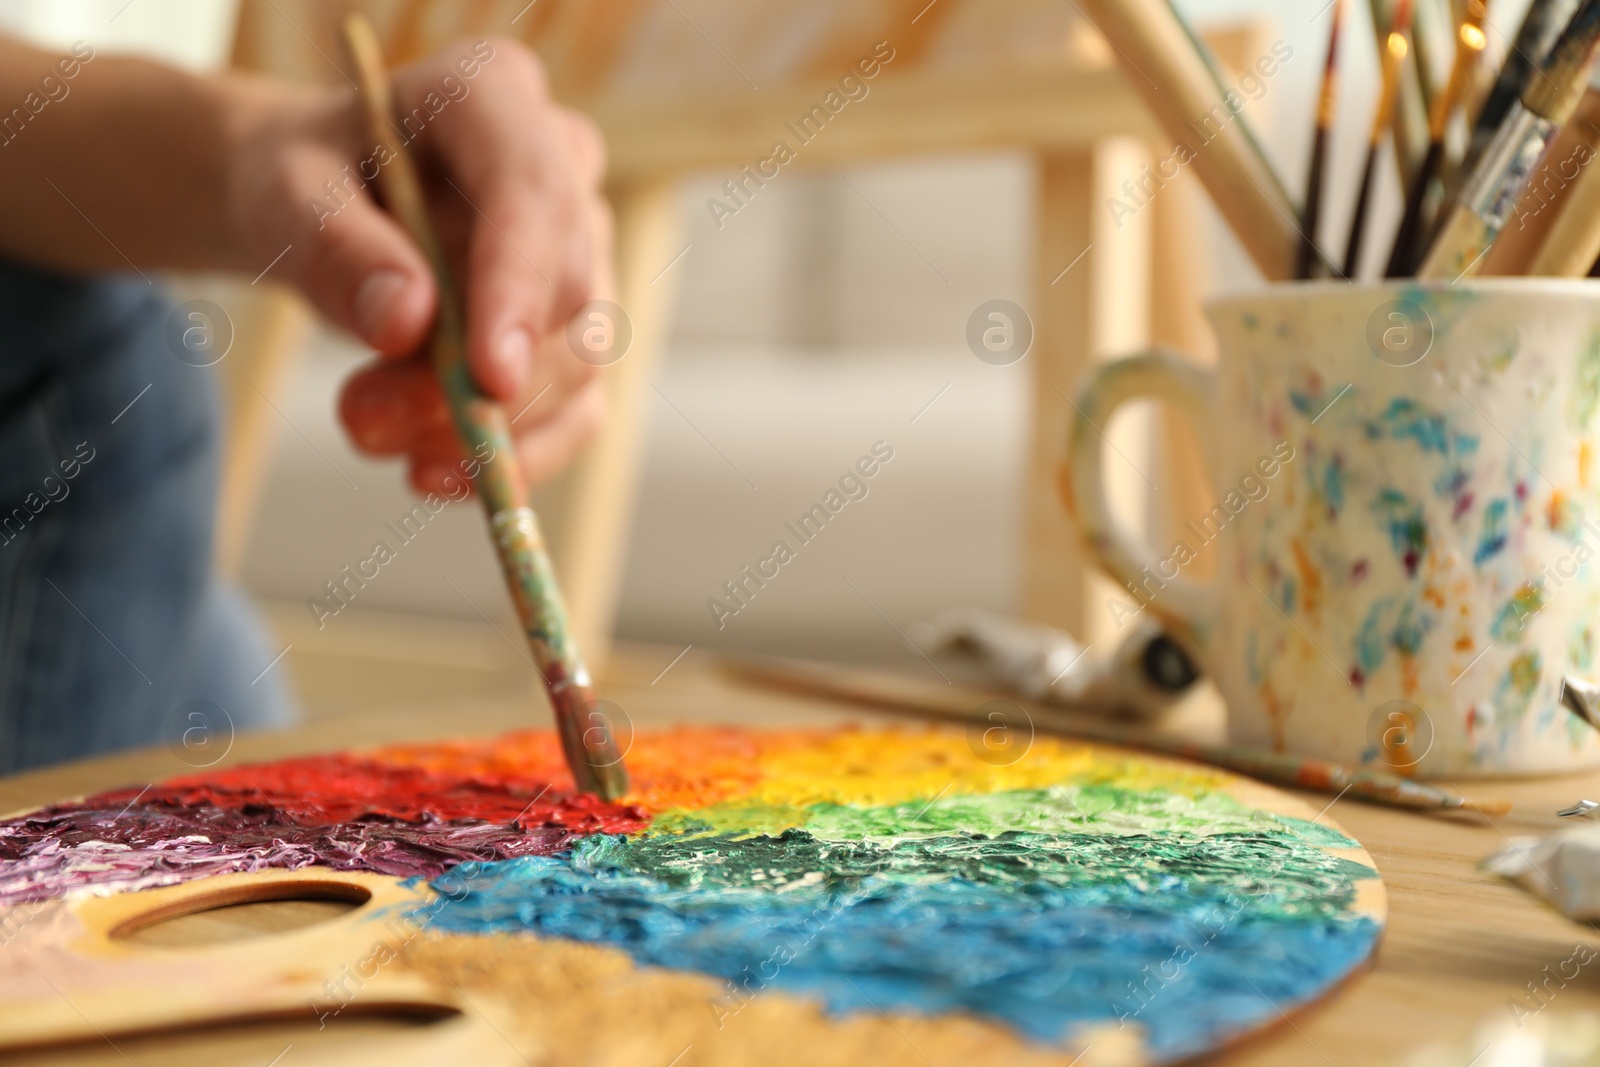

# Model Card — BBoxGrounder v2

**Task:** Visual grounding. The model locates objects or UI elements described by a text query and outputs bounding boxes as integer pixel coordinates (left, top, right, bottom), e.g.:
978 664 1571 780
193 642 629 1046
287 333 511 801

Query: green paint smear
1509 650 1542 696
1274 815 1361 848
1492 649 1543 726
1491 584 1546 644
1576 331 1600 430
647 785 1357 850
573 826 1375 925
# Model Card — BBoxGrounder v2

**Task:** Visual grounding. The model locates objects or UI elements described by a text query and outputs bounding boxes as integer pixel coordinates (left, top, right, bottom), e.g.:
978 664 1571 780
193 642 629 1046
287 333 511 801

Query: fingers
339 333 605 492
393 40 603 402
455 175 572 399
231 108 438 356
560 108 607 190
338 358 450 455
319 203 435 356
315 37 613 500
400 376 604 495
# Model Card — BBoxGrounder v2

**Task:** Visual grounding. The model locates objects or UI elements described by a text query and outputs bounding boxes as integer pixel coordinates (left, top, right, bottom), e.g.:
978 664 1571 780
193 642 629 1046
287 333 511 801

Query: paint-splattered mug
1065 280 1600 777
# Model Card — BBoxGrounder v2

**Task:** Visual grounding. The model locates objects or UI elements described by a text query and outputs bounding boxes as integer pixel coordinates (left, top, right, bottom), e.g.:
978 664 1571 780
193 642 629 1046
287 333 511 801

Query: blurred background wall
0 0 1537 676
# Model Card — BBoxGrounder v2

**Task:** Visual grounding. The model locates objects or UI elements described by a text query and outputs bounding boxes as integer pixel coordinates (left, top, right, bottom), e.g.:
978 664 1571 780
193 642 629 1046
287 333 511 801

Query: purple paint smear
0 802 574 907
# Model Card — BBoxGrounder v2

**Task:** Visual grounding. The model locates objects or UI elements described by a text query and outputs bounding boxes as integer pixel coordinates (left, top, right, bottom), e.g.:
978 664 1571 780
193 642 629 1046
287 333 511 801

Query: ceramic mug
1065 280 1600 776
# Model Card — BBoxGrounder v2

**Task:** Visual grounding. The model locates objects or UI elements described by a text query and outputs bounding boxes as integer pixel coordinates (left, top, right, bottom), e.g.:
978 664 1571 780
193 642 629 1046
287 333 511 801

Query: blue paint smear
1280 577 1298 615
1323 459 1345 514
1308 454 1345 516
1364 398 1479 460
1393 599 1432 656
1355 599 1393 677
1433 465 1469 500
1379 398 1449 453
422 827 1380 1063
1476 499 1509 565
1352 597 1432 676
1372 490 1427 575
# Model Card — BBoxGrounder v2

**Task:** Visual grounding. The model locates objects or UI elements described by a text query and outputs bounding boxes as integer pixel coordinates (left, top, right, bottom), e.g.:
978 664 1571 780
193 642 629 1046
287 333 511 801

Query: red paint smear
83 726 781 831
90 753 650 834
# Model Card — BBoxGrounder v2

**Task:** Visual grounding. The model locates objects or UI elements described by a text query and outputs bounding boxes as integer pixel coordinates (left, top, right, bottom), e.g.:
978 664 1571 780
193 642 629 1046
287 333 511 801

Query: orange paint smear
374 726 771 813
1399 653 1419 699
1290 540 1322 617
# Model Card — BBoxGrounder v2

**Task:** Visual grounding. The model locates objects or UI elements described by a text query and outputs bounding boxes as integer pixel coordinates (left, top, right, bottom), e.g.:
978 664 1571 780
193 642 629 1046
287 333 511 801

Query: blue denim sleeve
0 260 294 773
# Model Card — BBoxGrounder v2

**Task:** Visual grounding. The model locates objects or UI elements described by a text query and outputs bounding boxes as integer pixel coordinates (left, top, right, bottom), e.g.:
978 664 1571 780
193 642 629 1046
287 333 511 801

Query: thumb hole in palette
110 879 371 948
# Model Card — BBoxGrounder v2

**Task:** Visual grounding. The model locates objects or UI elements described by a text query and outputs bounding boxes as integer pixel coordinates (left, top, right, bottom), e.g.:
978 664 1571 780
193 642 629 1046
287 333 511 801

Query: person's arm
0 34 609 492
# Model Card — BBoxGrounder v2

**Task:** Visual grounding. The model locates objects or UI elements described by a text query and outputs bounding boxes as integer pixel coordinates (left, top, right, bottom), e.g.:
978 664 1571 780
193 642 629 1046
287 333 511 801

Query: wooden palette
0 726 1385 1066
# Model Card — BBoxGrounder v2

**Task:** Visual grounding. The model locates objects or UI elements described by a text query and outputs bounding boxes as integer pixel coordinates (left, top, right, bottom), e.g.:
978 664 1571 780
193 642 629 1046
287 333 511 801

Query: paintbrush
1463 0 1581 176
721 653 1512 817
1513 68 1600 275
1418 0 1600 279
1346 0 1414 277
1387 7 1489 276
1526 135 1600 272
1076 0 1302 280
1410 0 1457 105
1370 0 1433 187
1299 0 1347 279
1161 0 1297 213
1481 65 1600 272
340 15 628 800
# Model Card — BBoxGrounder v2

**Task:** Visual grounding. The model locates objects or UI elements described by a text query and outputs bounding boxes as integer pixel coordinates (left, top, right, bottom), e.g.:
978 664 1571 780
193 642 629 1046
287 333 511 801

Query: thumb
276 158 437 356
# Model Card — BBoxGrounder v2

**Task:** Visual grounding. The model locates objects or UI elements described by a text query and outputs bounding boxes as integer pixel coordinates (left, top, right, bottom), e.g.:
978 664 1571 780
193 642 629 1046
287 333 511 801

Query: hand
226 38 610 494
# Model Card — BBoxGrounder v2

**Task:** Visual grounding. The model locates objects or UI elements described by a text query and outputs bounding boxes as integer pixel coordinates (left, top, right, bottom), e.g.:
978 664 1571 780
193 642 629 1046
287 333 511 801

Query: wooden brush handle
1075 0 1299 280
339 15 628 799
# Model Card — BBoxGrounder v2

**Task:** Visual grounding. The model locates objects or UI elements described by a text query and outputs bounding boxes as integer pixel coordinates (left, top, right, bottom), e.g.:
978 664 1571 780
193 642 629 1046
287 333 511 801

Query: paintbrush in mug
1481 63 1600 273
1417 0 1600 279
1298 0 1347 279
1407 0 1455 102
1345 0 1413 276
1161 0 1296 212
1525 134 1600 273
1462 0 1580 176
1367 0 1430 186
1386 7 1489 276
1075 0 1301 280
340 15 628 800
722 653 1511 817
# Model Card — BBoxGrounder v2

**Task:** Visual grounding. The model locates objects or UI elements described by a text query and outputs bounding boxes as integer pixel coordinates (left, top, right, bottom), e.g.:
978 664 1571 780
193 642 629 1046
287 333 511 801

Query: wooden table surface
5 621 1599 1067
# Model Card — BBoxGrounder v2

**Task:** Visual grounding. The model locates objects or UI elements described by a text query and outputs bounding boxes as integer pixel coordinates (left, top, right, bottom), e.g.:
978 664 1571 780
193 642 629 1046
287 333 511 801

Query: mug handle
1061 347 1218 648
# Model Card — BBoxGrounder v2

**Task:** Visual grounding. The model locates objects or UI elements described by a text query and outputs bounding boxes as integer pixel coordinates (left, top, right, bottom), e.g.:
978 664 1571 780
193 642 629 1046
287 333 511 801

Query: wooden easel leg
1024 141 1154 644
214 283 314 579
1023 151 1096 637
